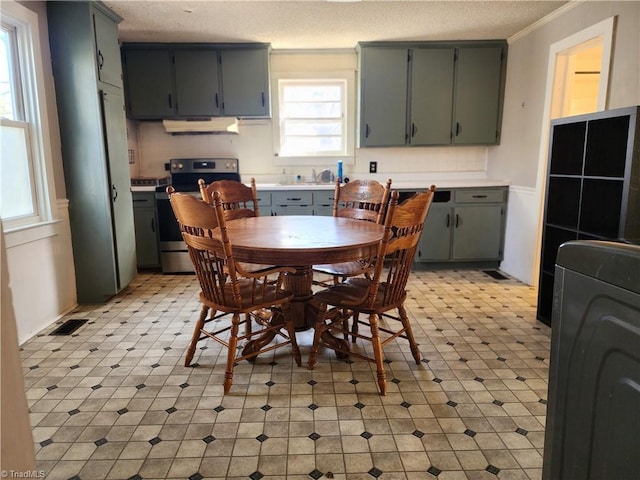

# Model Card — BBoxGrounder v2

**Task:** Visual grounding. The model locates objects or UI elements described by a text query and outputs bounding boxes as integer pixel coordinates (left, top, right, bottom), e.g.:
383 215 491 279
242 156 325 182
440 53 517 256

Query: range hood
162 118 239 135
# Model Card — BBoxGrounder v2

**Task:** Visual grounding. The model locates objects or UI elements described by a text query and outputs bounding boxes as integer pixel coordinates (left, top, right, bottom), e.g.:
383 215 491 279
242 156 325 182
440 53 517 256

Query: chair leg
244 313 252 336
308 302 327 370
224 313 241 394
351 311 359 343
399 305 421 364
369 313 387 396
185 305 209 367
341 309 349 341
282 303 301 367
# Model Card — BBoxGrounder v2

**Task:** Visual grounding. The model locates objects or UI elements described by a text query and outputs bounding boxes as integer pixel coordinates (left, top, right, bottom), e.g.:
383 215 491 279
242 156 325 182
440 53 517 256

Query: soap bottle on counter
337 160 343 183
280 168 287 184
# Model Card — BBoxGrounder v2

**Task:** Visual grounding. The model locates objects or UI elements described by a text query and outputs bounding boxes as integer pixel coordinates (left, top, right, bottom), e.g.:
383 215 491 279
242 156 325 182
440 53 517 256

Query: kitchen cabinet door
416 203 453 261
359 47 408 147
453 46 504 145
220 47 270 116
123 49 175 118
174 49 221 116
100 87 137 288
92 6 122 88
410 48 455 145
132 193 159 267
452 204 503 260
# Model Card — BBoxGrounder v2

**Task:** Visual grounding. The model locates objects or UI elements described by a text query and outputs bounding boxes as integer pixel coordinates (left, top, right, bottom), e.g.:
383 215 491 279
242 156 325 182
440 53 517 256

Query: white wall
488 1 640 284
1 226 37 471
4 1 77 344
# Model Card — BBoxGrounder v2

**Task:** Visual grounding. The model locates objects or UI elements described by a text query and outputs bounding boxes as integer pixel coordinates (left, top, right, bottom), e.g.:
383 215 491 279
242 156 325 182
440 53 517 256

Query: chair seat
314 278 405 313
237 262 277 274
312 259 372 278
202 278 293 312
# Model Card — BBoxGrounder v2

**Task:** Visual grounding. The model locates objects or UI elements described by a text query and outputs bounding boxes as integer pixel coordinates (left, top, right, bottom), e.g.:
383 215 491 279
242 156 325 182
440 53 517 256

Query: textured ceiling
105 0 569 49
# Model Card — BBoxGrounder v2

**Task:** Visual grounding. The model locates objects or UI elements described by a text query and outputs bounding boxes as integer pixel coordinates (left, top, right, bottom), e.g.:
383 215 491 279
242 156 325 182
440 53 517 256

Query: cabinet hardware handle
168 94 172 108
365 124 371 138
446 213 450 228
261 92 265 107
455 122 461 136
112 185 118 202
287 197 302 201
472 195 487 198
97 50 104 69
411 123 416 137
151 218 155 233
215 93 219 108
455 214 460 228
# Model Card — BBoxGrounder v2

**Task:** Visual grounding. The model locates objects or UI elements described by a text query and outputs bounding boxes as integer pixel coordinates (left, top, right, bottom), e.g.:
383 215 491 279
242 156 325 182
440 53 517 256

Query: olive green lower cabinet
262 189 336 216
132 192 160 268
415 187 508 264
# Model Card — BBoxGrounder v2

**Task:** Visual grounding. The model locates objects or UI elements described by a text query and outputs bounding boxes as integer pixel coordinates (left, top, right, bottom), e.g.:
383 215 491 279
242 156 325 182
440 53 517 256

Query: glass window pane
284 120 342 136
0 28 17 120
283 85 341 102
0 123 36 219
282 101 342 118
278 78 347 156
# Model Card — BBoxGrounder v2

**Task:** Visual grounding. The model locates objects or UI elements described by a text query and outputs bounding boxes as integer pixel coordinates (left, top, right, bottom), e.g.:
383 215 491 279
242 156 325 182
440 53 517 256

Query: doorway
532 16 615 286
551 38 604 119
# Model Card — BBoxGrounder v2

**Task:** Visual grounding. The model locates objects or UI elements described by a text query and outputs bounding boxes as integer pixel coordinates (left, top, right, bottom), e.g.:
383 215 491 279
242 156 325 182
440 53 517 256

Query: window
277 79 347 157
1 1 54 231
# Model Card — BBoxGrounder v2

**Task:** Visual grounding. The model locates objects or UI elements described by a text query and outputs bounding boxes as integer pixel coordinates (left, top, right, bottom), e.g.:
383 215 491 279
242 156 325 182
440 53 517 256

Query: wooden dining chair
167 186 301 394
313 178 392 282
199 177 273 275
198 177 260 220
308 186 436 395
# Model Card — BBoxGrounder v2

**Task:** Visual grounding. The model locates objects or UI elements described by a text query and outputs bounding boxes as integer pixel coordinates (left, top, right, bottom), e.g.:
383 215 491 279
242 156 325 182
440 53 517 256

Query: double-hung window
278 79 347 157
1 1 54 231
271 54 356 166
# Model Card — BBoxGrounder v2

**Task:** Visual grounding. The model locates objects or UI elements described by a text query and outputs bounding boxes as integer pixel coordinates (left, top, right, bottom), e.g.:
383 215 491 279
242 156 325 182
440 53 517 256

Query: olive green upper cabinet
122 43 270 119
122 48 175 118
220 47 270 117
174 49 221 116
92 6 123 88
358 41 507 147
359 47 408 147
452 45 505 145
410 47 456 145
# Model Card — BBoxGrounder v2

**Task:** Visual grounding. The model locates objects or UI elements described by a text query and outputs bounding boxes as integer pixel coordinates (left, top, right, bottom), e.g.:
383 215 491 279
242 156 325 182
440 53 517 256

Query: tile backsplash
131 121 489 182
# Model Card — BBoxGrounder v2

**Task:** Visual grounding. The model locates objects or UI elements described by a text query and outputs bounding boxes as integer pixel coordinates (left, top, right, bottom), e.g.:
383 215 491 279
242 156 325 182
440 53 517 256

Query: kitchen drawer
314 206 333 216
314 190 336 206
132 192 155 207
271 205 312 216
455 188 505 203
272 191 313 206
255 191 271 207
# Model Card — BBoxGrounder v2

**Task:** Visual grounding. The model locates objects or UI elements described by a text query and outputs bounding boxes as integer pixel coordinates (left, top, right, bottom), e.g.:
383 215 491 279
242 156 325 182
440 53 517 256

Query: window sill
3 219 63 249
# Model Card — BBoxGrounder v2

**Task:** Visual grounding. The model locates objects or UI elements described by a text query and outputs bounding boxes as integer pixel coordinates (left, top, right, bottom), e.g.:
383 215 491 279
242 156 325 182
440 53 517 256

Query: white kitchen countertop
254 178 510 191
131 179 510 193
131 186 158 192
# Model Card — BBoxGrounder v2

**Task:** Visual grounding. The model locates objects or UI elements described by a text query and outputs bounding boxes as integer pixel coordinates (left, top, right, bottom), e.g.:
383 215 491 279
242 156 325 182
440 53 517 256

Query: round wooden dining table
215 215 385 331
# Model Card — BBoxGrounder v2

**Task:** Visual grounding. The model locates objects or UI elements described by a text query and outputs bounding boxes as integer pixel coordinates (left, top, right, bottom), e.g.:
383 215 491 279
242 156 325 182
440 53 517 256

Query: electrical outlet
369 161 377 173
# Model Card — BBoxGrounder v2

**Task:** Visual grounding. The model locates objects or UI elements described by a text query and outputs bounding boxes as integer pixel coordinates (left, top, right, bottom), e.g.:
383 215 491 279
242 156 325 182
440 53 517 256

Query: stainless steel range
155 158 240 273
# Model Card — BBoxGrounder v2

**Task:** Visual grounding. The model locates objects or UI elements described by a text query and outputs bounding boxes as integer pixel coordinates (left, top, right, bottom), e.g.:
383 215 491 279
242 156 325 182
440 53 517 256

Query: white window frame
1 0 57 234
272 70 356 167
